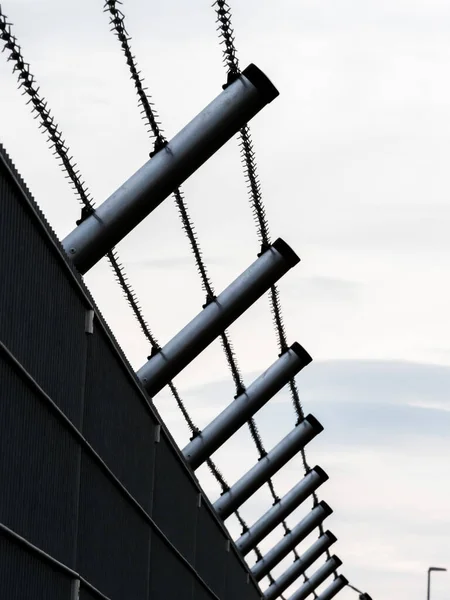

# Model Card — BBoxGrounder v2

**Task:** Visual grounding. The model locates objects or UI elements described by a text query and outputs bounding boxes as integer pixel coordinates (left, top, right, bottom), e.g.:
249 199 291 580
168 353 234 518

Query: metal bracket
222 69 241 90
84 309 94 334
71 579 80 600
76 205 94 226
149 137 168 158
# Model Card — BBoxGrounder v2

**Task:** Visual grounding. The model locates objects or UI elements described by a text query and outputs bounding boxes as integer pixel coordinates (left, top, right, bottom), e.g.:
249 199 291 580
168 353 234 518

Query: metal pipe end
312 465 329 483
336 575 348 585
324 530 338 544
330 555 343 569
291 342 313 368
304 414 324 435
242 63 279 103
319 500 333 517
272 237 300 268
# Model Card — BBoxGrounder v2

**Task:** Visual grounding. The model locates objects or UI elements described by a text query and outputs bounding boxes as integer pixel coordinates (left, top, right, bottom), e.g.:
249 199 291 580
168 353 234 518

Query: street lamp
427 567 447 600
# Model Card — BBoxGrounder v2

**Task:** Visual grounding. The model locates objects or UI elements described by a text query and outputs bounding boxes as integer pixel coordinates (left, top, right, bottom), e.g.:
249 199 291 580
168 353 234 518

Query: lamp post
427 567 447 600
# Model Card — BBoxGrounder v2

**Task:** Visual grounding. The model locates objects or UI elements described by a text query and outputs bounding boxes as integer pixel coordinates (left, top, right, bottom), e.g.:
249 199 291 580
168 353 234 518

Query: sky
1 0 450 599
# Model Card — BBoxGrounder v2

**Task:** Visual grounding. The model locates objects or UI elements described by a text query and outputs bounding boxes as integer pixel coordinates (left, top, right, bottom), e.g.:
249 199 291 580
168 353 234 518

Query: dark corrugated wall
0 145 263 600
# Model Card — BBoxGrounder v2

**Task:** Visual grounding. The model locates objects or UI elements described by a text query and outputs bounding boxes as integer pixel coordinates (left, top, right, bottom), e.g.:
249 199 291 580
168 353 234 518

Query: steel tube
288 556 342 600
137 239 300 397
182 343 312 469
252 501 333 581
63 64 279 273
264 532 337 600
315 575 348 600
236 466 328 556
213 415 323 521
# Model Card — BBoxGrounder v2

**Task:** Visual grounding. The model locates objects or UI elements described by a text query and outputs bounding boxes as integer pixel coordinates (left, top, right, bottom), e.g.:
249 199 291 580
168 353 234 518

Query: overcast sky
1 1 450 599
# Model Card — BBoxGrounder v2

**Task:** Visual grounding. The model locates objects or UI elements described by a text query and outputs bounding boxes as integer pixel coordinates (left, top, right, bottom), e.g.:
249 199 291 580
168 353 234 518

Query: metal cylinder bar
288 556 342 600
264 532 337 600
213 415 323 521
137 238 300 397
63 64 279 273
182 343 312 470
251 501 333 581
236 466 328 556
315 575 348 600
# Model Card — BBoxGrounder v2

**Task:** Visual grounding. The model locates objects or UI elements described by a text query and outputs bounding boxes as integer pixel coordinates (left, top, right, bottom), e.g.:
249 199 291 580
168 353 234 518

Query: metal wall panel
152 434 199 562
79 582 114 600
83 329 157 512
76 451 151 599
244 580 263 600
195 504 228 597
149 534 194 600
0 535 73 600
0 354 79 567
193 581 218 600
79 586 100 600
246 585 263 600
0 161 88 427
226 554 257 600
194 583 217 600
0 147 264 600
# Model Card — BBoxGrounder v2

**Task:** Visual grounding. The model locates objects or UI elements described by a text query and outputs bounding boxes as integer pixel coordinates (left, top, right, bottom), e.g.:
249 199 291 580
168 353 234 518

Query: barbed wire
214 0 324 592
104 0 298 582
213 0 373 596
0 9 95 212
104 0 298 552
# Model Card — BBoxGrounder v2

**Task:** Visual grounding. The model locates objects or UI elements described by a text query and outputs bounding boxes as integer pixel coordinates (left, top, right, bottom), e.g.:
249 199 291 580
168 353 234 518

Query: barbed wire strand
214 0 323 592
0 10 94 212
102 1 295 587
213 0 370 595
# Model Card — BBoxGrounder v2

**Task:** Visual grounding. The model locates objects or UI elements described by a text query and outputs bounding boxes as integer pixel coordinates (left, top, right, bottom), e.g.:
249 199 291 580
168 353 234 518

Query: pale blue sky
1 1 449 598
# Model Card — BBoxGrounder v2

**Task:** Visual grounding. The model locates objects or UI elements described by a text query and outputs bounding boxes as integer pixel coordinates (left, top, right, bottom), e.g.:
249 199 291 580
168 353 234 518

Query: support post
288 556 342 600
137 239 299 397
427 567 447 600
264 532 337 600
236 466 328 556
62 64 279 273
213 416 323 520
315 575 348 600
251 501 333 581
183 342 312 469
